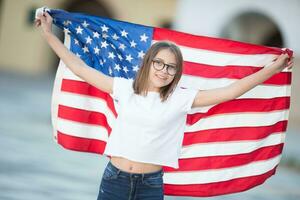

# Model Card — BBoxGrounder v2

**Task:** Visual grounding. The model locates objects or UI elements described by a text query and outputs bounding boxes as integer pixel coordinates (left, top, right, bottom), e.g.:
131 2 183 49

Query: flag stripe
180 133 285 158
57 117 108 141
163 155 280 184
163 167 277 197
57 91 116 128
183 121 287 144
153 27 282 55
187 97 290 125
168 144 283 171
61 79 117 116
187 110 288 132
58 104 112 134
183 61 291 85
180 75 291 98
57 131 106 154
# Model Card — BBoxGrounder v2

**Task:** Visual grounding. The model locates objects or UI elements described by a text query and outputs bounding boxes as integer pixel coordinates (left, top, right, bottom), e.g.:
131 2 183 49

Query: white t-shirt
103 77 198 168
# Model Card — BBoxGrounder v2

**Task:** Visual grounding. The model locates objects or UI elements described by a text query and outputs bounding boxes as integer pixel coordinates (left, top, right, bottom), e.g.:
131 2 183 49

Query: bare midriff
110 156 162 174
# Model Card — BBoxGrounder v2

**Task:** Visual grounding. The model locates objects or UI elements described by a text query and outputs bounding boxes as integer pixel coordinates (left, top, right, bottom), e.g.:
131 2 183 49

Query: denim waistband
106 160 164 178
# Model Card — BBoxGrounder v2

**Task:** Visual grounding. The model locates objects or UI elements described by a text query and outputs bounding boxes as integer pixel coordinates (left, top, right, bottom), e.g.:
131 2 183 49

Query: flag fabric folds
46 8 293 197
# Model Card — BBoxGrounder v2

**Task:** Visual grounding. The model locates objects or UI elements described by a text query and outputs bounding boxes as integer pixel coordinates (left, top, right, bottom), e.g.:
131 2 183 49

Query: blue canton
50 9 153 79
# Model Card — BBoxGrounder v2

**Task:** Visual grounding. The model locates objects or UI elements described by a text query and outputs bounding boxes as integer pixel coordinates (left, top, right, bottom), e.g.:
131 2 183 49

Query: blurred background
0 0 299 199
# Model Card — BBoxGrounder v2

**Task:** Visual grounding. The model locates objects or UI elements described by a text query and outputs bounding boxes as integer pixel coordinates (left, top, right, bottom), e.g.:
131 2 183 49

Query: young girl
35 12 293 200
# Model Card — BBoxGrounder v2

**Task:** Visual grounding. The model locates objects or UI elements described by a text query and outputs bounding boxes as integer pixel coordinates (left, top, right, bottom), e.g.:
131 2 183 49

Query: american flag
47 8 293 197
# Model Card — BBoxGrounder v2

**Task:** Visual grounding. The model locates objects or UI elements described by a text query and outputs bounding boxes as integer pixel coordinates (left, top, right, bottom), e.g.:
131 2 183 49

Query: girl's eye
157 60 163 65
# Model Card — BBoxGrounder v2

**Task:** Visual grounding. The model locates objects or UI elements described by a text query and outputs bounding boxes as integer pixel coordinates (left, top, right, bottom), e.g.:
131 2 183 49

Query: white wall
174 0 300 55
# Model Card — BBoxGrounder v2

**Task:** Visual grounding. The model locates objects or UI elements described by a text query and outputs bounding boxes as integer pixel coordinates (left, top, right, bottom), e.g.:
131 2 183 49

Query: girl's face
148 49 177 92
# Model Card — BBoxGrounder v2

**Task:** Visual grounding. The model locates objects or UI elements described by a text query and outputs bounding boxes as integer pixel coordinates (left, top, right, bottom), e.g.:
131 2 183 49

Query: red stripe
183 61 292 85
163 166 277 197
57 131 106 154
58 105 112 134
187 97 290 125
153 27 282 55
164 143 283 171
183 120 287 144
61 79 117 116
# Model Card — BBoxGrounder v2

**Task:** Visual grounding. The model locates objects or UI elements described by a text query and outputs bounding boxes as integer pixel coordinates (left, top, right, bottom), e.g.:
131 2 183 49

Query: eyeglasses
152 59 177 76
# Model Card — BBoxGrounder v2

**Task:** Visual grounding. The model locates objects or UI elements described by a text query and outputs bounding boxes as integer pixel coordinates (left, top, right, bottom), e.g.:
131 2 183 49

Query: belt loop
117 169 121 176
142 174 144 183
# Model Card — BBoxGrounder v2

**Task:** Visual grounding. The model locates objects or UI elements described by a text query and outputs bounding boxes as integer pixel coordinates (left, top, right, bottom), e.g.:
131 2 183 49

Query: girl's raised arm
35 11 113 94
192 53 293 108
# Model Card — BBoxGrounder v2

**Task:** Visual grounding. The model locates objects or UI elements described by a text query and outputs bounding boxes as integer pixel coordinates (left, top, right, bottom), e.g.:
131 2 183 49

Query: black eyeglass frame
151 59 177 76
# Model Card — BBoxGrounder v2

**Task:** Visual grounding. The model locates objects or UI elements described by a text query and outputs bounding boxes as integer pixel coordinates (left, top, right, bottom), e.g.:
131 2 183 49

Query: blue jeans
97 160 164 200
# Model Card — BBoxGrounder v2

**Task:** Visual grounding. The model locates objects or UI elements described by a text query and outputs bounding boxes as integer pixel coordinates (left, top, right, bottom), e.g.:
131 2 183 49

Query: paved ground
0 71 300 200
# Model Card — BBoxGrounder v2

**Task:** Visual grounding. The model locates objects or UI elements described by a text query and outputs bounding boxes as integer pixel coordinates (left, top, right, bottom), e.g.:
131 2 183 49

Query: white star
140 33 148 42
101 41 109 48
75 53 81 58
76 26 83 34
130 40 137 48
102 33 109 39
112 33 119 40
93 32 100 38
63 20 72 26
63 28 70 35
82 46 89 53
109 67 113 75
108 52 116 59
82 21 89 27
117 54 123 60
138 50 145 58
119 43 126 51
110 44 116 49
94 47 100 54
133 65 139 72
120 30 128 37
123 66 129 73
74 39 79 45
101 25 109 32
99 60 104 66
126 54 133 62
114 64 121 71
85 36 92 44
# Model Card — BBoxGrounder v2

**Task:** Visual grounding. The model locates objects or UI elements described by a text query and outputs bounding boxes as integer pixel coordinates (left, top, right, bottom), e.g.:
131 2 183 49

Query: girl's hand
268 52 294 74
34 11 53 36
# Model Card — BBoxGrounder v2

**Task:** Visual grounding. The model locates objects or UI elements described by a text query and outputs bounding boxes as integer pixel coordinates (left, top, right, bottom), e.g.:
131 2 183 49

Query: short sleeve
173 86 198 113
112 77 133 104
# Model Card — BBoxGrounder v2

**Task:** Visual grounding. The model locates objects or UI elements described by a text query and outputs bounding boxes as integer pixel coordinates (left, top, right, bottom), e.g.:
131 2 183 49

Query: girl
35 11 293 200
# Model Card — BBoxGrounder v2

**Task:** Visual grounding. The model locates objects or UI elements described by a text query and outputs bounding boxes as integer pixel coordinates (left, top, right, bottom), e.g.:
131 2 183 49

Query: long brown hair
133 41 183 102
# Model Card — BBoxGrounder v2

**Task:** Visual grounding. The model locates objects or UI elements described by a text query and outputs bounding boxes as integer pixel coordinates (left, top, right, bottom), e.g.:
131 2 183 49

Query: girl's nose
162 66 168 74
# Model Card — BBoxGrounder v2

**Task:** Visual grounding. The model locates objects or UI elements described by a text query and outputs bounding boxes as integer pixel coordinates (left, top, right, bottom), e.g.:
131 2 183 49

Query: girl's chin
153 81 171 89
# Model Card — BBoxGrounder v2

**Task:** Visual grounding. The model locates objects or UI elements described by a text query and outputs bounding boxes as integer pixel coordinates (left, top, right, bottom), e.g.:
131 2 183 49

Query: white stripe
186 110 288 132
58 91 116 128
180 75 290 99
152 40 279 67
57 118 109 141
63 67 84 81
180 133 285 158
51 34 72 141
163 155 281 184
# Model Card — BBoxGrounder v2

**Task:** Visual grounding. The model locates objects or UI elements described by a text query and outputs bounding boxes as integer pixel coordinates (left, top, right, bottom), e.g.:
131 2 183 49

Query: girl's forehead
154 49 177 64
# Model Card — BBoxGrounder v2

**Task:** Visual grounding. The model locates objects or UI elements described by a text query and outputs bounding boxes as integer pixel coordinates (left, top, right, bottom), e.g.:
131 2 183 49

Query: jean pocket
143 175 163 188
102 167 118 181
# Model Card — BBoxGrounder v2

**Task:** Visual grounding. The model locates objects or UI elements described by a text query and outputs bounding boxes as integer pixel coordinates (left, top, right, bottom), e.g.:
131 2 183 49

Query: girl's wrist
42 30 53 40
